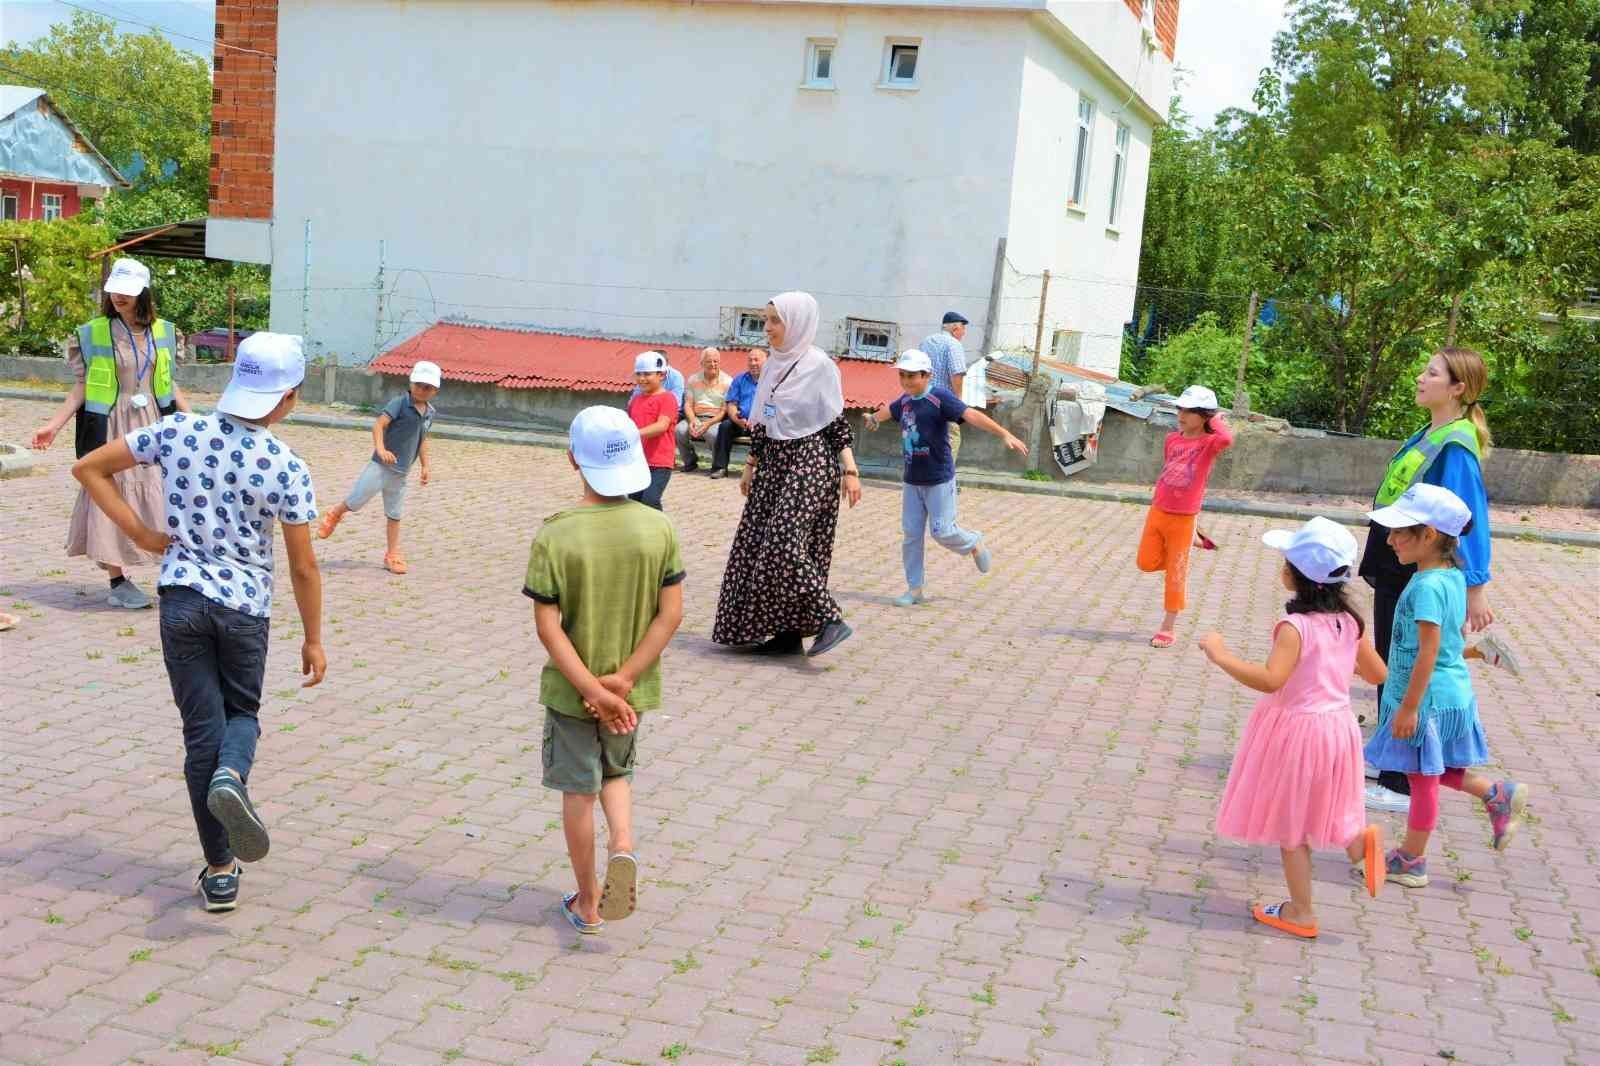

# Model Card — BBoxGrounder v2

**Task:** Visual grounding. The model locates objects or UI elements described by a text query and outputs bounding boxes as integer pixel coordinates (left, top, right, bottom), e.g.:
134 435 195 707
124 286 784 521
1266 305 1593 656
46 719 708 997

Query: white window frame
1051 329 1084 365
1068 94 1096 211
1108 122 1131 228
803 38 837 90
41 193 64 221
1 194 17 221
879 38 921 90
847 318 897 360
733 308 768 345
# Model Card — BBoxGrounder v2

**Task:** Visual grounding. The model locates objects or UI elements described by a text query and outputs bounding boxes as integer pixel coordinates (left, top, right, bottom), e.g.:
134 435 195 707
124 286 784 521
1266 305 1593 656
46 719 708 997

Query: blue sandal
562 892 603 935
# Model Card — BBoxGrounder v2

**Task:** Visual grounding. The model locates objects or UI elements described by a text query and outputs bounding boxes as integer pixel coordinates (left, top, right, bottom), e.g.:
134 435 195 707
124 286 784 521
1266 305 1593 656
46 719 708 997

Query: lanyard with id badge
121 320 156 409
762 359 802 421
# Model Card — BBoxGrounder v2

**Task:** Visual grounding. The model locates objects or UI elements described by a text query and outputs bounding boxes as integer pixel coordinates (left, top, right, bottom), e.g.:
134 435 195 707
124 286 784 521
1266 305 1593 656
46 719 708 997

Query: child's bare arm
1199 624 1302 694
373 414 396 464
1355 636 1388 685
281 522 327 687
418 436 432 485
599 582 685 699
961 408 1028 454
72 441 169 553
637 414 672 440
535 601 636 732
864 403 892 430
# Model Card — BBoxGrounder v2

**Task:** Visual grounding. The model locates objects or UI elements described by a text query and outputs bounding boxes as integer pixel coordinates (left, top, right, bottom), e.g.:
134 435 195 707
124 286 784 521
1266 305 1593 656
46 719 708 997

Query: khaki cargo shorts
541 708 638 794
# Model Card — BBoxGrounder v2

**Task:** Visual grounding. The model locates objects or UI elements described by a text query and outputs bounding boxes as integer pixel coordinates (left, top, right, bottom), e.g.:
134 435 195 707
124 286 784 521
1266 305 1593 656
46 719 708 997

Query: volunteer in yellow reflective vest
1357 347 1498 809
30 257 193 609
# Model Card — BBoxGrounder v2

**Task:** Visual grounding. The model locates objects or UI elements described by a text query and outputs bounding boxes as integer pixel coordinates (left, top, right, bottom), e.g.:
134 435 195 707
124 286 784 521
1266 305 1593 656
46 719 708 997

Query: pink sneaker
1484 781 1529 852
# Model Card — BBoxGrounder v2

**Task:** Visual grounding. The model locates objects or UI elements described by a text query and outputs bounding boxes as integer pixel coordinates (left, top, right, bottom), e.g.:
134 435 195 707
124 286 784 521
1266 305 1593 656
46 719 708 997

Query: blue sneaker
1484 781 1529 852
1384 849 1429 888
892 588 925 607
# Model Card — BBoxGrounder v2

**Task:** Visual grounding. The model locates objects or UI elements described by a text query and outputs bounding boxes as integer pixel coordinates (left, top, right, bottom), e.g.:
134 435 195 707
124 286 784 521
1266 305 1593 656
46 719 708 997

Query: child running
626 351 678 510
72 334 325 913
865 349 1028 605
524 406 685 933
1139 385 1234 647
1362 484 1530 887
1204 517 1386 938
316 360 439 573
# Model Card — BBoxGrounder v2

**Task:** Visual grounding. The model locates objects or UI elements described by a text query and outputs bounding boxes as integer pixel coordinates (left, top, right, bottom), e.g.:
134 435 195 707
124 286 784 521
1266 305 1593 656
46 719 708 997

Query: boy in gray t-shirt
317 361 440 574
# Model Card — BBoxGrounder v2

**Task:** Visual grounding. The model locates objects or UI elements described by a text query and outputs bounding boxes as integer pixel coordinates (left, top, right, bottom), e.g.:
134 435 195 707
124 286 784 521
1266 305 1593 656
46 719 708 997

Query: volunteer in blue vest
30 258 193 609
1358 347 1515 812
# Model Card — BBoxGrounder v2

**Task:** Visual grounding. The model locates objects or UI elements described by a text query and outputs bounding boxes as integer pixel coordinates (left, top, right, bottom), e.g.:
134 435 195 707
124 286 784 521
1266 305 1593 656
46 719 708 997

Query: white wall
995 23 1160 376
270 0 1032 363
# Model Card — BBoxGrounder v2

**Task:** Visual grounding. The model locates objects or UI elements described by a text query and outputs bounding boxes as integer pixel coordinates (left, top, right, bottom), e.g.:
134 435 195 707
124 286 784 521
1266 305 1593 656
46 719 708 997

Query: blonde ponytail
1438 347 1493 456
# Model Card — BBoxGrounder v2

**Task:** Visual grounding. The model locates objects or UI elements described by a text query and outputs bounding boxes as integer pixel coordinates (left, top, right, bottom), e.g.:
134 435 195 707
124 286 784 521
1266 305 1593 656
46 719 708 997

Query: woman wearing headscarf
30 257 192 609
713 292 861 657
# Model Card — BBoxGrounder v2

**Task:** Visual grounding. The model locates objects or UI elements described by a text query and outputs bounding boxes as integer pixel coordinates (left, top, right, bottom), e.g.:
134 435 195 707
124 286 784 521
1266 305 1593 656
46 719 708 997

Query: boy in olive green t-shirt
523 407 685 934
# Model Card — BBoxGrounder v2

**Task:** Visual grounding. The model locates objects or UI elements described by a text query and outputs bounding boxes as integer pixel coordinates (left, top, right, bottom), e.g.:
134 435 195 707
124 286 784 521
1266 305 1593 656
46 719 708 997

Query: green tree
0 215 112 356
0 11 212 205
1475 0 1600 151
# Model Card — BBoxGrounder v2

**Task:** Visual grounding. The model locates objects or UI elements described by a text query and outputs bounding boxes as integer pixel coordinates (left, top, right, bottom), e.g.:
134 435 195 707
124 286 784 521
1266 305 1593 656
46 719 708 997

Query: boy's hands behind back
584 685 638 735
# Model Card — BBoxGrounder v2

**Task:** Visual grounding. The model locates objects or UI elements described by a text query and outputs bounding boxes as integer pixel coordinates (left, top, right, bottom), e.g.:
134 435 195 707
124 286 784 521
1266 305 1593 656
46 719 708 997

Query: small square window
1051 329 1084 365
847 318 896 360
1 195 17 221
41 193 63 221
804 39 836 88
734 309 768 345
881 41 920 88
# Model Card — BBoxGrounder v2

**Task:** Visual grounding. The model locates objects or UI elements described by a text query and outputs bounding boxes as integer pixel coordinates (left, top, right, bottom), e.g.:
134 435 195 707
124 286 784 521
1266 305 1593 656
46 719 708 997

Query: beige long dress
63 321 183 569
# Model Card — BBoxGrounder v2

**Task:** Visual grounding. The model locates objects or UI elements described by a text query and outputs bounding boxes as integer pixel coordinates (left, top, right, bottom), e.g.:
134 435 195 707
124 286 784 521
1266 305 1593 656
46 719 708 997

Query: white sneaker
892 588 925 607
107 580 152 609
1472 634 1523 677
1364 783 1410 814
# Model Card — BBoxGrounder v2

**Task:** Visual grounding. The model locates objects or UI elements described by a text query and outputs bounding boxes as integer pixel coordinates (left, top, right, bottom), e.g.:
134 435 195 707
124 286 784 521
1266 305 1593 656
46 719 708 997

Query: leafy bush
0 216 111 356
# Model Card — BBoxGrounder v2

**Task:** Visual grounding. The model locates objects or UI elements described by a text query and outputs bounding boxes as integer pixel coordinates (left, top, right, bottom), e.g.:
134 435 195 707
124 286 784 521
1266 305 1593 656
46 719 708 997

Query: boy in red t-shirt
1138 385 1234 648
626 351 679 510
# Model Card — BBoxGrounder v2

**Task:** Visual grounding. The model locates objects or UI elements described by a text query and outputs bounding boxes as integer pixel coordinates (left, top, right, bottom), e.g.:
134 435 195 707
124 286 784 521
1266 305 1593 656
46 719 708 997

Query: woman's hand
1465 584 1493 633
842 472 861 508
31 423 58 451
1391 703 1419 740
740 465 754 498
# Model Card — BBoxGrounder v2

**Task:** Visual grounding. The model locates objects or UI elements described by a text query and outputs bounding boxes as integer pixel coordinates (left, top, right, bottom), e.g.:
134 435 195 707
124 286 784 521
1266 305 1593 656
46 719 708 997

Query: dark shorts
541 708 638 794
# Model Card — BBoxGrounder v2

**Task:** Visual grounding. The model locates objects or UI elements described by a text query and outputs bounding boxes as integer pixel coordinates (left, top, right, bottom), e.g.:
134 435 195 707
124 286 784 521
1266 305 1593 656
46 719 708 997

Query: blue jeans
159 586 269 866
902 479 980 589
629 467 671 510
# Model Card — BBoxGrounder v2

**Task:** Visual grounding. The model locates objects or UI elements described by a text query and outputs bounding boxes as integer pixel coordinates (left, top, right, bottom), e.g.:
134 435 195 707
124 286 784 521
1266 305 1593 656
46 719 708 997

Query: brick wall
1121 0 1181 61
209 0 278 221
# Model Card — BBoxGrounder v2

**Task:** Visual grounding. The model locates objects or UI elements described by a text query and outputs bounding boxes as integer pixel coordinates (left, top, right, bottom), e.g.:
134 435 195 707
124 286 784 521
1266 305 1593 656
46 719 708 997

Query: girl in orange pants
1138 507 1197 643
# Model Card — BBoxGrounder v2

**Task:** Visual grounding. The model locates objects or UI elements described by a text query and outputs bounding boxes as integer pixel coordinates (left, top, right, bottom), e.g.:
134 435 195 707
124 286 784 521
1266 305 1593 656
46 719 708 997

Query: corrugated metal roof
0 84 128 188
370 322 904 409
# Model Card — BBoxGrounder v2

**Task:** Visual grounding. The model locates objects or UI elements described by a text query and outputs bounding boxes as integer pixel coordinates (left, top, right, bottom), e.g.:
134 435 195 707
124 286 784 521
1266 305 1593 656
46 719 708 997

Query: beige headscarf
751 291 844 441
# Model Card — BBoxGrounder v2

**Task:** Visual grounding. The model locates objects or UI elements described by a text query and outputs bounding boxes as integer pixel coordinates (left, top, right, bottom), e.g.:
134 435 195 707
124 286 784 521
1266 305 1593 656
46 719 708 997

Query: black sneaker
807 621 853 658
206 769 270 862
196 865 240 912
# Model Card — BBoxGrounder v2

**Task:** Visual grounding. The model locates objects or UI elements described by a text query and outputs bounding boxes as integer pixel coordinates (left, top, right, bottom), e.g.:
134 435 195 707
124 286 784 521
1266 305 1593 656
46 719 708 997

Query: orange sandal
1360 824 1383 898
1252 901 1318 939
383 553 408 575
317 511 342 540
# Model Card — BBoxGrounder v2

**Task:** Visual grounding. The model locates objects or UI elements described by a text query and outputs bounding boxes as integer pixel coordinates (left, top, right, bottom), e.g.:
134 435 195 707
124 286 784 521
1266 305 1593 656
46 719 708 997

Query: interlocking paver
2 394 1597 1064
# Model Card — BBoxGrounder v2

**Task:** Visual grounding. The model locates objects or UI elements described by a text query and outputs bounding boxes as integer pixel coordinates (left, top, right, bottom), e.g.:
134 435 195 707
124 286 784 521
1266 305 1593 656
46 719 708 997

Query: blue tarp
0 86 125 187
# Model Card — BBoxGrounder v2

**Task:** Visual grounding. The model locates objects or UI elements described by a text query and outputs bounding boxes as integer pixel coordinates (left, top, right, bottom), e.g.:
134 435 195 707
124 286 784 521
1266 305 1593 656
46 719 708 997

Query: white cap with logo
1262 515 1358 584
104 257 151 296
570 406 649 496
1367 483 1471 537
217 333 306 420
410 360 442 387
1174 385 1220 410
893 349 933 374
633 351 668 374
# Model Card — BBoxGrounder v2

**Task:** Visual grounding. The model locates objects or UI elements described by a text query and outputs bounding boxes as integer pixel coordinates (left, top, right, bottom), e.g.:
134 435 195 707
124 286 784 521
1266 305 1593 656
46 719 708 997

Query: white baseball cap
410 360 442 387
570 406 649 497
1262 516 1358 584
1174 385 1220 410
893 349 933 373
104 257 151 296
633 351 668 374
1367 483 1472 537
217 333 306 420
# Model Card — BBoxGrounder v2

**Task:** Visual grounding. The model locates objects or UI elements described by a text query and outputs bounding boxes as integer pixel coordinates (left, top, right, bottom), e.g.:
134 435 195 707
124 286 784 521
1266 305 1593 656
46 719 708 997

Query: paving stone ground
2 394 1598 1066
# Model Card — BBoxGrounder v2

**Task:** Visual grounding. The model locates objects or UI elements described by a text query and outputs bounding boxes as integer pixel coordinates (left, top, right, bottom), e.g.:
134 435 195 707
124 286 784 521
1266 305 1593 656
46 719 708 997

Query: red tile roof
369 322 903 409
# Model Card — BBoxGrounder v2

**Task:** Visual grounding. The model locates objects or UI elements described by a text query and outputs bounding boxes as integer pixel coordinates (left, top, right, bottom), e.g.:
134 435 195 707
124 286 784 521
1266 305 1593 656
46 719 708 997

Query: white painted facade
222 0 1171 375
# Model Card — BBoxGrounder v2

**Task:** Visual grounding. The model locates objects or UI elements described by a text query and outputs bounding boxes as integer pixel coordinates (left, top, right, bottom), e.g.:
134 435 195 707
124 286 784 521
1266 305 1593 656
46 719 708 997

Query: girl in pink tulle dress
1201 517 1389 939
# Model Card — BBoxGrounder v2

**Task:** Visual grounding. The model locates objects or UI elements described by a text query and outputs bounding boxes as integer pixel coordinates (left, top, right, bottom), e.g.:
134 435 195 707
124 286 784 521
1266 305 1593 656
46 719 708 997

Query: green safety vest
79 316 177 415
1374 418 1480 506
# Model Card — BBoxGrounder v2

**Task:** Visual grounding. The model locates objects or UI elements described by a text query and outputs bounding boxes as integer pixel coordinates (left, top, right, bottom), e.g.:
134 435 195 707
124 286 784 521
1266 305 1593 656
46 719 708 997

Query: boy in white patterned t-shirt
73 333 327 913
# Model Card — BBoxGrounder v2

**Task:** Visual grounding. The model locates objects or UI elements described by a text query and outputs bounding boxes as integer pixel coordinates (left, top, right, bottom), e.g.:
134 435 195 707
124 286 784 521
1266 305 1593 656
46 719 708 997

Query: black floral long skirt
712 417 851 644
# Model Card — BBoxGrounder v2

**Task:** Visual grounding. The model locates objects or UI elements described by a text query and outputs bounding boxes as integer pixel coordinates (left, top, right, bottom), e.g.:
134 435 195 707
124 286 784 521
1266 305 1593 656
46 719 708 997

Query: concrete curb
5 387 1596 549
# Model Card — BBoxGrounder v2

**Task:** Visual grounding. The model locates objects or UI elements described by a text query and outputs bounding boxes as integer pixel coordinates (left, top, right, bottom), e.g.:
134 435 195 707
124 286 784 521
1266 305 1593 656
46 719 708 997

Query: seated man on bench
710 348 765 479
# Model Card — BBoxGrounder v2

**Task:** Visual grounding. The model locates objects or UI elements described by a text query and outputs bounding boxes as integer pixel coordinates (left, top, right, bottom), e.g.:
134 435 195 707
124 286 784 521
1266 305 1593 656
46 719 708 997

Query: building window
847 318 896 360
734 309 768 345
1069 95 1096 209
1 194 17 221
881 41 919 88
804 39 836 88
41 193 63 221
1052 329 1084 365
1108 122 1130 226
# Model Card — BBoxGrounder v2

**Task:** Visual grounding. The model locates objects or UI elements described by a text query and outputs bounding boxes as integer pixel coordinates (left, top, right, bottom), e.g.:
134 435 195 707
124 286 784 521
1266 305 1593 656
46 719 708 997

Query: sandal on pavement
561 893 603 935
384 553 408 575
1195 532 1218 551
1150 631 1176 649
316 511 342 540
598 852 638 922
1360 824 1383 898
1252 901 1318 939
